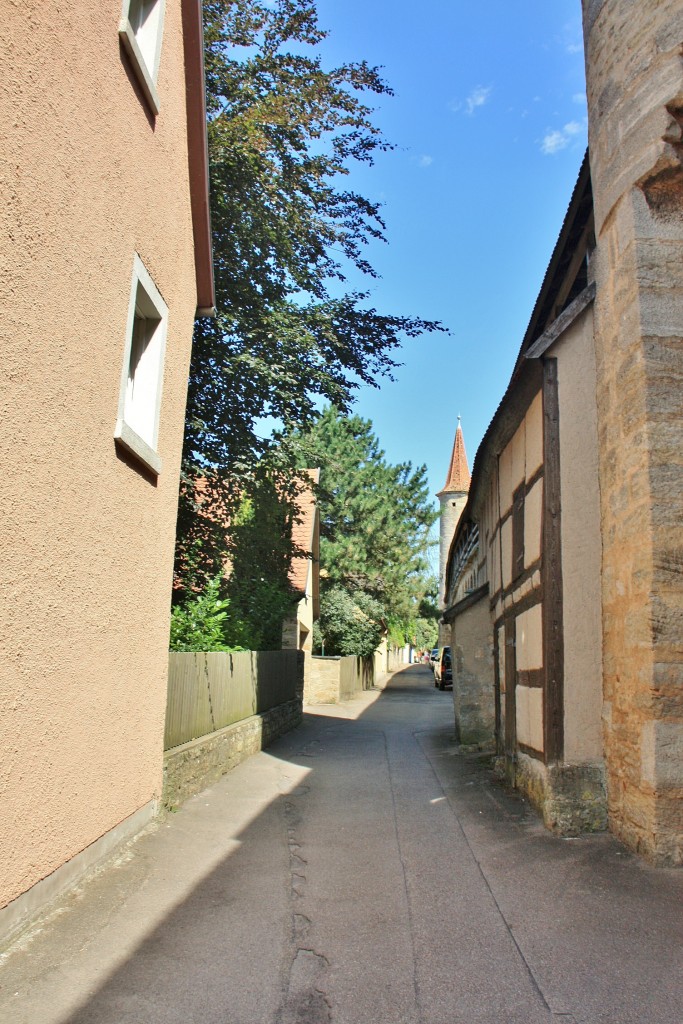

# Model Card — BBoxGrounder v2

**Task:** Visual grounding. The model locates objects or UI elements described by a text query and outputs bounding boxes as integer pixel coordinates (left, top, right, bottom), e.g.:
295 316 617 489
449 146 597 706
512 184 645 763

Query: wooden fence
165 650 303 750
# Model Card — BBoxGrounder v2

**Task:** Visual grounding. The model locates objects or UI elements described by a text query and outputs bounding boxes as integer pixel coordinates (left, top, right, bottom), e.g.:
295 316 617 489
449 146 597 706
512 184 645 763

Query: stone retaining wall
515 752 608 836
162 699 303 809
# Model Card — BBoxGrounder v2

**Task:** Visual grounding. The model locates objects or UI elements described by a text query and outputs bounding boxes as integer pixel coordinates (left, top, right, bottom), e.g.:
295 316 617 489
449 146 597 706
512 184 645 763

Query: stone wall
162 700 303 810
582 0 683 864
515 753 608 836
450 591 495 746
306 656 375 704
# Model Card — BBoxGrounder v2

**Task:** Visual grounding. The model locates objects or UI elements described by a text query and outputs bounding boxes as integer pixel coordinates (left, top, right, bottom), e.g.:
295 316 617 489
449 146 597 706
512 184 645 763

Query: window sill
118 18 161 116
115 419 162 476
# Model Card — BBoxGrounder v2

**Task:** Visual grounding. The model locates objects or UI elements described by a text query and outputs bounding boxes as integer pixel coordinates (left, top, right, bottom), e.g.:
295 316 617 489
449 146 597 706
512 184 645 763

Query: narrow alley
1 666 681 1024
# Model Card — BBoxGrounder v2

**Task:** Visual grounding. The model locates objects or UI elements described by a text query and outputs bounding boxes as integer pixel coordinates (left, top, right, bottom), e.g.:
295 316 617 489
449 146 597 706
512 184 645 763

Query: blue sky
312 0 588 521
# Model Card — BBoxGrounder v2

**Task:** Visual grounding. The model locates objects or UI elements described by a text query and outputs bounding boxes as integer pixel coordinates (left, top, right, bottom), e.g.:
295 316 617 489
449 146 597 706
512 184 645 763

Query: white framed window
119 0 166 115
114 255 168 476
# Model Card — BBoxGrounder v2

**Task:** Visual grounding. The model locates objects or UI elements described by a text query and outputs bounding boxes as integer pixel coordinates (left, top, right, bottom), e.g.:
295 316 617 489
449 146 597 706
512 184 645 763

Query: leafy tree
175 0 444 594
317 586 384 658
410 615 439 651
300 407 438 617
221 477 298 650
173 470 302 650
170 576 239 652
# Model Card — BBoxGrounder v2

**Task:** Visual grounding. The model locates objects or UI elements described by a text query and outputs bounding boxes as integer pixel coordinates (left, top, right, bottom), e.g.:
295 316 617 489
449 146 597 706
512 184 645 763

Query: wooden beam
541 358 564 762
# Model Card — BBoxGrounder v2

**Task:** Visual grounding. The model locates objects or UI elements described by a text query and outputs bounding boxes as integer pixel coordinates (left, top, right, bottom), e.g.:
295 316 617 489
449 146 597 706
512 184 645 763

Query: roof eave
182 0 216 317
445 151 594 581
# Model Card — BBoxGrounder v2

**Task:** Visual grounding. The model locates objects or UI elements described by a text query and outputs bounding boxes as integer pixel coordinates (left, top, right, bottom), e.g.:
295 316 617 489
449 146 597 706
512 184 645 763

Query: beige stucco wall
551 305 604 764
0 2 199 908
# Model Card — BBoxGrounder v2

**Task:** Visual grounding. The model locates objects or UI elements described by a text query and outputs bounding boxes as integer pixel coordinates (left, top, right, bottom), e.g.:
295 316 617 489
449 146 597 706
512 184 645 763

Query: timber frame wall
444 158 607 835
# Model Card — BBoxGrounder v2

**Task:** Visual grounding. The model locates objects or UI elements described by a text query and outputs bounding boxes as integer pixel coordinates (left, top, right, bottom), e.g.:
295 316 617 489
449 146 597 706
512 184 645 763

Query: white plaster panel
498 446 513 516
516 603 543 671
501 518 512 589
498 625 506 693
489 528 500 596
511 420 526 492
525 391 544 476
552 307 603 764
516 685 544 751
524 479 543 567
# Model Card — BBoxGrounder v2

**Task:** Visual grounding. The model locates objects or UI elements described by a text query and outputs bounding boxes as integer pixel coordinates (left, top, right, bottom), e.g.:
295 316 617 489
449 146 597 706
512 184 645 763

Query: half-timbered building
443 155 607 832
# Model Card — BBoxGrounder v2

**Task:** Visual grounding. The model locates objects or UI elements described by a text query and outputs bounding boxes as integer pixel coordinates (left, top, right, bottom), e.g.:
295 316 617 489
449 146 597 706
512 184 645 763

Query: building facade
445 160 606 829
580 0 683 864
0 0 214 936
444 0 683 864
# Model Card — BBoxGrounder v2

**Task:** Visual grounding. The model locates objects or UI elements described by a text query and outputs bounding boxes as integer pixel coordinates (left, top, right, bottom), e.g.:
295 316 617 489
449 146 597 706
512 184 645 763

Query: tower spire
439 419 471 495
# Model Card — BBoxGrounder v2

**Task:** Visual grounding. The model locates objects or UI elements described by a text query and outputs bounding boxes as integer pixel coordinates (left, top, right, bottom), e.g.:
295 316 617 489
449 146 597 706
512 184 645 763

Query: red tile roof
288 469 320 595
439 420 470 495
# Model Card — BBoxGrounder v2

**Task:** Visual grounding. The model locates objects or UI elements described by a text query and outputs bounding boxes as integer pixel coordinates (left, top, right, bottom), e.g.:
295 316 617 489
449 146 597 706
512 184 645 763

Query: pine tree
174 0 444 594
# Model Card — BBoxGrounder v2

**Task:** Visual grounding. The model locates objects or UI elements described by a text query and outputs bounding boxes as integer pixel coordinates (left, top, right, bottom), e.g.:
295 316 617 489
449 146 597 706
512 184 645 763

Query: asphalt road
1 665 681 1024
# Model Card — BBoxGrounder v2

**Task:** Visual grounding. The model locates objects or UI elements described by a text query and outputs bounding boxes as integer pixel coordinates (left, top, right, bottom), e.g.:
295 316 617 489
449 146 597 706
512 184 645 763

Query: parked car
434 646 452 690
429 647 440 671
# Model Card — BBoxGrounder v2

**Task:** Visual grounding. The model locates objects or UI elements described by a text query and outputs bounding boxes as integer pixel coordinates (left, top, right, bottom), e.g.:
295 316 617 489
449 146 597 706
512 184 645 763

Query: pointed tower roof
438 417 471 495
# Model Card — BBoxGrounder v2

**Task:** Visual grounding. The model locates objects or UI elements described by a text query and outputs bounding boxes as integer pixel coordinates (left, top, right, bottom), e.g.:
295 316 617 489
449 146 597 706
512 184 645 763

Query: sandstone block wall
582 0 683 864
515 753 608 836
306 656 375 704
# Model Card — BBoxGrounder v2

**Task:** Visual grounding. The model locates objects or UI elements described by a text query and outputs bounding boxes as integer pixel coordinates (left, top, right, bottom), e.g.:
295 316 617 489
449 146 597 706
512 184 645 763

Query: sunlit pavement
1 665 681 1024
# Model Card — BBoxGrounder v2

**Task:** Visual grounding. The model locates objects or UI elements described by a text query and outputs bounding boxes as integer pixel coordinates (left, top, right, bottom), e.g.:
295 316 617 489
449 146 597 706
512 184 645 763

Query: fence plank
165 650 302 750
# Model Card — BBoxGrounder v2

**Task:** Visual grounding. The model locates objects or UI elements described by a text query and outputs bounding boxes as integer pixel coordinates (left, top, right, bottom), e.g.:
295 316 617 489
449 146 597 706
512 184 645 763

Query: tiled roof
288 469 320 595
439 421 470 495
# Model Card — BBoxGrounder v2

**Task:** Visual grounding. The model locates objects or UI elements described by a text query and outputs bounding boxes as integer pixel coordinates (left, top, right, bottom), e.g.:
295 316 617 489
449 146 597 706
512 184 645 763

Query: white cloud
542 130 568 155
418 154 433 168
562 19 584 56
540 119 586 155
572 91 587 105
465 85 492 115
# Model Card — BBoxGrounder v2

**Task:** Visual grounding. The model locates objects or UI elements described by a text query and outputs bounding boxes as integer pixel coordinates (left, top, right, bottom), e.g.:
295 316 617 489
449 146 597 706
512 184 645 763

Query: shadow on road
3 665 682 1024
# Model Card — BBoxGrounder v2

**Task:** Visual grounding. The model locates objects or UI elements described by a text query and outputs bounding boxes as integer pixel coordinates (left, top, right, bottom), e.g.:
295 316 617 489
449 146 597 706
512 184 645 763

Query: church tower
436 418 470 638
